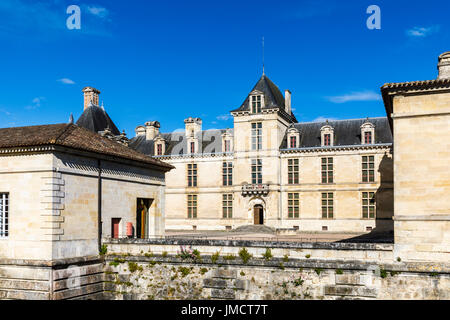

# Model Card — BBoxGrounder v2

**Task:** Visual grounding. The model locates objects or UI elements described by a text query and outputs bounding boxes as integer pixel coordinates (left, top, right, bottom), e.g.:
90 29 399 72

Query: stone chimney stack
184 117 202 137
82 87 100 110
285 90 292 114
438 52 450 80
145 121 160 140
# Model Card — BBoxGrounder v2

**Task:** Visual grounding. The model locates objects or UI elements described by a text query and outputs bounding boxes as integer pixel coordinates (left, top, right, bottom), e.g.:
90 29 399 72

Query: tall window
224 140 231 152
187 195 197 219
223 162 233 186
251 95 262 113
251 122 262 150
222 194 233 218
251 159 262 184
187 163 197 187
362 192 376 219
156 144 163 156
288 193 300 219
0 193 8 238
321 157 334 184
288 159 299 184
362 156 375 183
364 132 373 144
190 142 195 154
322 193 334 219
324 134 331 146
290 136 297 149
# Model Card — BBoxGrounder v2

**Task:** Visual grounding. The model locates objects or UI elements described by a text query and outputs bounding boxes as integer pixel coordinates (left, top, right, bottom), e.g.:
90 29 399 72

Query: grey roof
230 74 298 122
280 117 392 149
129 129 229 156
76 105 121 135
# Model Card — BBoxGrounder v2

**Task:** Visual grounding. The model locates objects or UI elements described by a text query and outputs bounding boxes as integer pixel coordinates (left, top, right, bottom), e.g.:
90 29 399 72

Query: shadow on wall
340 153 394 243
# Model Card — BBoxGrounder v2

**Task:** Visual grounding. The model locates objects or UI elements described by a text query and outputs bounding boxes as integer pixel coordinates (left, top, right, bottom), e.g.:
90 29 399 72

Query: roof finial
262 36 265 76
68 113 74 124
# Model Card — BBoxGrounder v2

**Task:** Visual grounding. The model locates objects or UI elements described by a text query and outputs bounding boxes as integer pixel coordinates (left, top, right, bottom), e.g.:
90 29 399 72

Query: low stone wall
103 239 450 300
0 256 104 300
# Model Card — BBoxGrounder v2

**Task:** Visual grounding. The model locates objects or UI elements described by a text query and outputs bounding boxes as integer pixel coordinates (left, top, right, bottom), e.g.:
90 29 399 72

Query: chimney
438 52 450 80
145 121 160 140
184 117 202 137
285 90 292 114
82 87 100 110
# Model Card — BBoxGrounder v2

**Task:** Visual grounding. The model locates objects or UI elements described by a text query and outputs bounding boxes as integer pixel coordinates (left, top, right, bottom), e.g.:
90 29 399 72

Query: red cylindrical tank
126 222 133 237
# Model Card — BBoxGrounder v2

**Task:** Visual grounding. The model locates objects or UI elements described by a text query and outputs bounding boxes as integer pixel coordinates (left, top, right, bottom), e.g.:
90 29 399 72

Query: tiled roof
280 117 392 149
76 104 121 135
0 123 174 170
381 78 450 90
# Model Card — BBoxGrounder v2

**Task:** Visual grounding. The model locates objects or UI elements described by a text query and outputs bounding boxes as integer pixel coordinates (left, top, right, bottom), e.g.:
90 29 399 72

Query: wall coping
0 255 103 268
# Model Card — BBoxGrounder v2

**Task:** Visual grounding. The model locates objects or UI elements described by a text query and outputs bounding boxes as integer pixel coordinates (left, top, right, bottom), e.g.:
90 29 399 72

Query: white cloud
216 114 231 121
326 91 382 104
87 6 109 19
57 78 75 85
25 97 45 110
406 26 440 38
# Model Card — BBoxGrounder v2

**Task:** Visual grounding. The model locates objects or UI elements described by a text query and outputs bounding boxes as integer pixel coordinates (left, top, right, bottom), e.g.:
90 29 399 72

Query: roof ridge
296 117 387 125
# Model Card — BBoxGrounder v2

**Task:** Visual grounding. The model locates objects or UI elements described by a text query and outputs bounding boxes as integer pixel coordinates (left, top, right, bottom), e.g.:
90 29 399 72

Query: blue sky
0 0 449 135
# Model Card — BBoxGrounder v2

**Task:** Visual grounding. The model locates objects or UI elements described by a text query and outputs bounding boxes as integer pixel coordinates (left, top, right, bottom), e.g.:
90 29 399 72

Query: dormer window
251 95 263 113
154 136 166 155
287 127 300 149
320 124 334 147
224 140 230 152
190 141 195 154
361 120 375 145
221 129 233 153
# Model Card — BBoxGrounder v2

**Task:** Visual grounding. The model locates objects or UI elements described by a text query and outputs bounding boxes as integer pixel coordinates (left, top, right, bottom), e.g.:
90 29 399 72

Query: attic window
251 95 262 113
324 134 331 146
156 144 163 155
320 124 334 147
361 121 375 145
290 136 297 149
364 132 372 144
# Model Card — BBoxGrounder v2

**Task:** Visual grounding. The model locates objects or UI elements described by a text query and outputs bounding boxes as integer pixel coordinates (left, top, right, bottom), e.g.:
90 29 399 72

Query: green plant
283 254 289 263
293 277 304 287
314 268 323 276
99 244 107 255
390 271 400 277
279 262 285 270
430 272 439 277
380 268 388 278
305 254 311 259
240 271 246 276
200 268 208 275
128 262 143 273
211 251 220 263
178 266 191 277
238 248 253 264
335 269 343 275
224 253 236 260
192 249 202 261
162 251 168 257
397 257 402 262
109 260 119 267
262 248 273 261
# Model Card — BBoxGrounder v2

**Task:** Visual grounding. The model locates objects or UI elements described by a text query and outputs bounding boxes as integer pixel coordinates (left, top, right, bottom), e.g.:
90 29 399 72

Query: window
364 132 372 144
251 122 262 150
288 159 299 184
321 157 334 184
322 193 334 219
290 136 297 149
156 143 163 155
187 163 197 187
0 193 8 238
288 193 300 219
324 134 331 146
187 195 197 219
362 156 375 183
223 162 233 186
251 95 262 113
362 192 376 219
222 194 233 218
190 141 195 154
224 140 231 152
251 159 262 184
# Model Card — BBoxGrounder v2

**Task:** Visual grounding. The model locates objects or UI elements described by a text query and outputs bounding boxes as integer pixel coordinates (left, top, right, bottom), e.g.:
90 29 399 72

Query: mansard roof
0 123 173 170
280 117 392 149
128 129 229 156
76 104 121 135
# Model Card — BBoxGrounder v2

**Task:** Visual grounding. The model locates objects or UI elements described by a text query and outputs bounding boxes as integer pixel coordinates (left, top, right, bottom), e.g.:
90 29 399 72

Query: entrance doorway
111 218 121 239
253 205 264 225
136 198 153 239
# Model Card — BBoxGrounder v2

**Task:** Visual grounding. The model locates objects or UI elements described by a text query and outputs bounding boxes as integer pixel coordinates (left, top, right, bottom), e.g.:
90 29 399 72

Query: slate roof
76 104 121 135
129 129 229 156
230 74 298 122
0 123 173 170
280 117 392 149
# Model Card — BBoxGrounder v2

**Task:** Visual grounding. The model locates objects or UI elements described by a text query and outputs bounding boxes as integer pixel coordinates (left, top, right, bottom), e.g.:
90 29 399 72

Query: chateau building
130 74 394 233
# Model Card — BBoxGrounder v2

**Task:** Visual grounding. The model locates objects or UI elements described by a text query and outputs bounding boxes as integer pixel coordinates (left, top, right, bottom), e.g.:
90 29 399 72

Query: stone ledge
0 255 102 267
